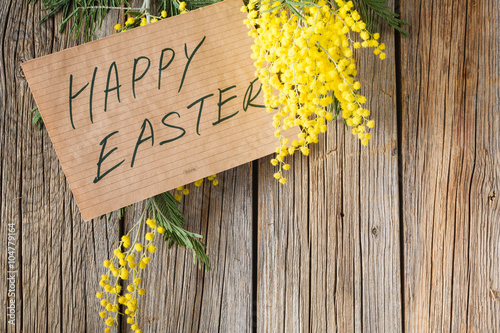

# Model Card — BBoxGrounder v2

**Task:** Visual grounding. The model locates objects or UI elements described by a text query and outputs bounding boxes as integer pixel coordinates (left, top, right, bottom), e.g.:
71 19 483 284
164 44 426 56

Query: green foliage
157 0 220 16
186 0 221 9
30 0 129 41
157 0 178 15
148 192 210 271
329 96 341 122
28 0 222 41
100 206 129 221
30 106 44 130
353 0 409 36
96 192 210 271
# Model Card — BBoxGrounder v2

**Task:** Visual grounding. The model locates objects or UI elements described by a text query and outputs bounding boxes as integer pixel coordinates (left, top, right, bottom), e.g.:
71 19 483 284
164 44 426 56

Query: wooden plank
466 1 500 330
257 151 311 332
357 13 402 333
19 3 52 331
122 164 254 332
257 8 402 332
2 2 47 332
0 2 122 332
356 15 402 332
59 12 123 333
400 0 500 331
0 1 24 332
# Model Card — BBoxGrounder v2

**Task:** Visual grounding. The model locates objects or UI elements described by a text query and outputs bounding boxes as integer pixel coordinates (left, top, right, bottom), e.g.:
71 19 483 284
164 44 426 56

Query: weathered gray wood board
0 0 498 332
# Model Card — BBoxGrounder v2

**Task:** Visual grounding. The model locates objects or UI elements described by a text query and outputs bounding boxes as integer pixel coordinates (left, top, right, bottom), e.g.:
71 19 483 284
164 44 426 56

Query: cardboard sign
22 0 288 221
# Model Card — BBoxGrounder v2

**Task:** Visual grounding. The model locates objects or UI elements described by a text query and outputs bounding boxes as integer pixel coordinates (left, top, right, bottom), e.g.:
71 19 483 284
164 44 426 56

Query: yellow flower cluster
243 0 384 181
97 218 165 333
174 174 219 201
179 1 188 14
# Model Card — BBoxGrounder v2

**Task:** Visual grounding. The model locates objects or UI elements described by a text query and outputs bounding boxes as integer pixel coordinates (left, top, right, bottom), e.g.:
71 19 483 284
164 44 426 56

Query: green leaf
124 11 142 17
329 95 341 121
353 0 409 36
150 192 210 271
32 0 130 42
30 106 44 130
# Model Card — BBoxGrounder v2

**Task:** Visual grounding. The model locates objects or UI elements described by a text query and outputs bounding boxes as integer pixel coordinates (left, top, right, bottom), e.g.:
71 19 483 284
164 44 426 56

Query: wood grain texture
1 1 24 331
122 165 254 333
400 0 500 331
0 2 120 333
256 7 402 332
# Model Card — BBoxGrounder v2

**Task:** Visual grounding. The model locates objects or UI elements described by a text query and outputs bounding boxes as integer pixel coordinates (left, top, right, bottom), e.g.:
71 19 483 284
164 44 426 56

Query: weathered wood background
1 0 499 332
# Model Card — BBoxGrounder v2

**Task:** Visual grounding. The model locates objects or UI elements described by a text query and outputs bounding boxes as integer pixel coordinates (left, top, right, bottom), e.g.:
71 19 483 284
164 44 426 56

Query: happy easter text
67 36 264 184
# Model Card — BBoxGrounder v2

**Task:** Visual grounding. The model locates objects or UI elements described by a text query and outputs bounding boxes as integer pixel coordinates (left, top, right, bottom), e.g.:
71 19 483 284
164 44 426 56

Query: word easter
96 86 263 183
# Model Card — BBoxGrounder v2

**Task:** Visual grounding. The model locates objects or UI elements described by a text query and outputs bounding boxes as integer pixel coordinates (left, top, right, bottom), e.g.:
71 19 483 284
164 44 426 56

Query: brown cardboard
22 0 292 221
